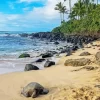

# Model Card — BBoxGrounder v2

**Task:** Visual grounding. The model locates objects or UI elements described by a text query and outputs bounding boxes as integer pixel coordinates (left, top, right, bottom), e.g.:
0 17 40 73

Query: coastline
0 33 69 74
0 40 100 99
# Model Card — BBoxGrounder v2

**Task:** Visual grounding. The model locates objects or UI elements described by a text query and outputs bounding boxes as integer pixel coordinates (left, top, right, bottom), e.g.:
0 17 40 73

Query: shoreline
0 33 100 99
0 40 100 99
0 36 70 75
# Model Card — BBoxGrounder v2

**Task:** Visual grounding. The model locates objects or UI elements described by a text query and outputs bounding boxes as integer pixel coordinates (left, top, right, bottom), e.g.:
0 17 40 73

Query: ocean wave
0 33 20 37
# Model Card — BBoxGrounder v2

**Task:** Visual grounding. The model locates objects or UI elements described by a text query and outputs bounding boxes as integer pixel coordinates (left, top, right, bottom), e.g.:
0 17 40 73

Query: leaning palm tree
55 2 63 23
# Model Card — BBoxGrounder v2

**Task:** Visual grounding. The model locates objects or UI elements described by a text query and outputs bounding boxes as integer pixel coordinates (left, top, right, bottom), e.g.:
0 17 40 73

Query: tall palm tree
64 0 71 18
61 6 66 22
70 0 85 19
55 2 63 23
69 0 72 14
97 0 98 5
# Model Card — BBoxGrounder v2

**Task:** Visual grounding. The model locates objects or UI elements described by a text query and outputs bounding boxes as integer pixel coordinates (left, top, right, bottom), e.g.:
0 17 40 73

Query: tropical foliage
55 1 66 23
52 0 100 35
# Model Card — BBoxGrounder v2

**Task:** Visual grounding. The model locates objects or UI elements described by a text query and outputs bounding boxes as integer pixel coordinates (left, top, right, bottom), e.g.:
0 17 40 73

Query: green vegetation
52 0 100 35
55 2 66 23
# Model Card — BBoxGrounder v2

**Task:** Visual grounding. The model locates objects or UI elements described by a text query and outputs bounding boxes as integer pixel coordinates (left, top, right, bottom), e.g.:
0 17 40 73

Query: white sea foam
0 33 20 37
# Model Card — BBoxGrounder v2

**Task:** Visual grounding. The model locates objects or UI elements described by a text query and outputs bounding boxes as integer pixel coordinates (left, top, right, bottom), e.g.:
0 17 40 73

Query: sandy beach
0 40 100 100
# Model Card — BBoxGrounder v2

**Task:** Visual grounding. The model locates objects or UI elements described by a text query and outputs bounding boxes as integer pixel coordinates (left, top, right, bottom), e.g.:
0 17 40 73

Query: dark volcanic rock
54 41 59 45
24 64 39 71
46 51 58 55
20 32 98 45
79 52 91 56
44 61 55 67
29 32 66 41
66 50 72 56
35 59 45 62
64 58 91 66
42 53 53 58
21 82 49 98
72 45 79 51
19 53 30 58
60 49 67 53
20 33 29 37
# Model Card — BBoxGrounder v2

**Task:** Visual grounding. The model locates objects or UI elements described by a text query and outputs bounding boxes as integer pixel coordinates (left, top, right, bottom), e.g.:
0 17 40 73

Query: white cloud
27 0 77 19
18 0 46 3
0 0 78 31
23 7 30 11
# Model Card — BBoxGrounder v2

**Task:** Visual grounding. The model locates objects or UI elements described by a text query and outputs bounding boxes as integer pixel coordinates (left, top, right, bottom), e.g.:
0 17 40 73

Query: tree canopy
52 0 100 35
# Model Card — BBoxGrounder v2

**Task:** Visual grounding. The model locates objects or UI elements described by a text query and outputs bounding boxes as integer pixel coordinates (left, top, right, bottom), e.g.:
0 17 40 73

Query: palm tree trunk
63 13 64 22
97 0 98 5
60 12 62 23
69 0 71 15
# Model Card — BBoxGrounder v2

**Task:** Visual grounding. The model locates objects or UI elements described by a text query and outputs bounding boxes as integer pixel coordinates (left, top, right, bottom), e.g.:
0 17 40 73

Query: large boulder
95 52 100 65
44 61 55 67
19 53 30 58
21 82 49 98
24 64 39 71
42 53 53 58
64 58 91 66
79 52 91 56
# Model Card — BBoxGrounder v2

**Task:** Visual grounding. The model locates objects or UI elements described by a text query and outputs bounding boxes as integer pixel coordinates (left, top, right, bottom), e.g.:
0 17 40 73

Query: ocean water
0 31 69 74
0 31 62 57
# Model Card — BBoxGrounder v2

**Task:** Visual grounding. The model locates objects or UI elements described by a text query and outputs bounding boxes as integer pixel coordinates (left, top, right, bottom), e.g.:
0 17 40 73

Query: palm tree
97 0 98 5
55 2 63 23
83 0 94 15
64 0 71 18
69 0 72 14
62 6 66 22
69 0 85 19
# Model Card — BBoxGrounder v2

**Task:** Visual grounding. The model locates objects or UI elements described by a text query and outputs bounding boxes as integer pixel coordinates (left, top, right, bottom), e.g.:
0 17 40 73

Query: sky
0 0 99 32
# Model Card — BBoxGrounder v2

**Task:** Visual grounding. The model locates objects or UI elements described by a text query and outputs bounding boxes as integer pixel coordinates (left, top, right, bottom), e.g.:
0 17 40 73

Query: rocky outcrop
24 64 39 71
20 32 98 45
44 60 55 67
42 53 53 58
19 53 30 58
54 41 59 45
21 82 49 98
64 58 91 66
19 33 29 37
29 32 66 41
79 52 91 56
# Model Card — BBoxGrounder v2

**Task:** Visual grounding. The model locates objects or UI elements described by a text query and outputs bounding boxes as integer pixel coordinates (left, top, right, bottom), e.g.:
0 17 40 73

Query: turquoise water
0 31 55 56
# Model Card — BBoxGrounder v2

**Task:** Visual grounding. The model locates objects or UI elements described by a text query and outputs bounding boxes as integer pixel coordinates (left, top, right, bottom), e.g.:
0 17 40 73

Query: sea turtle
21 82 49 98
